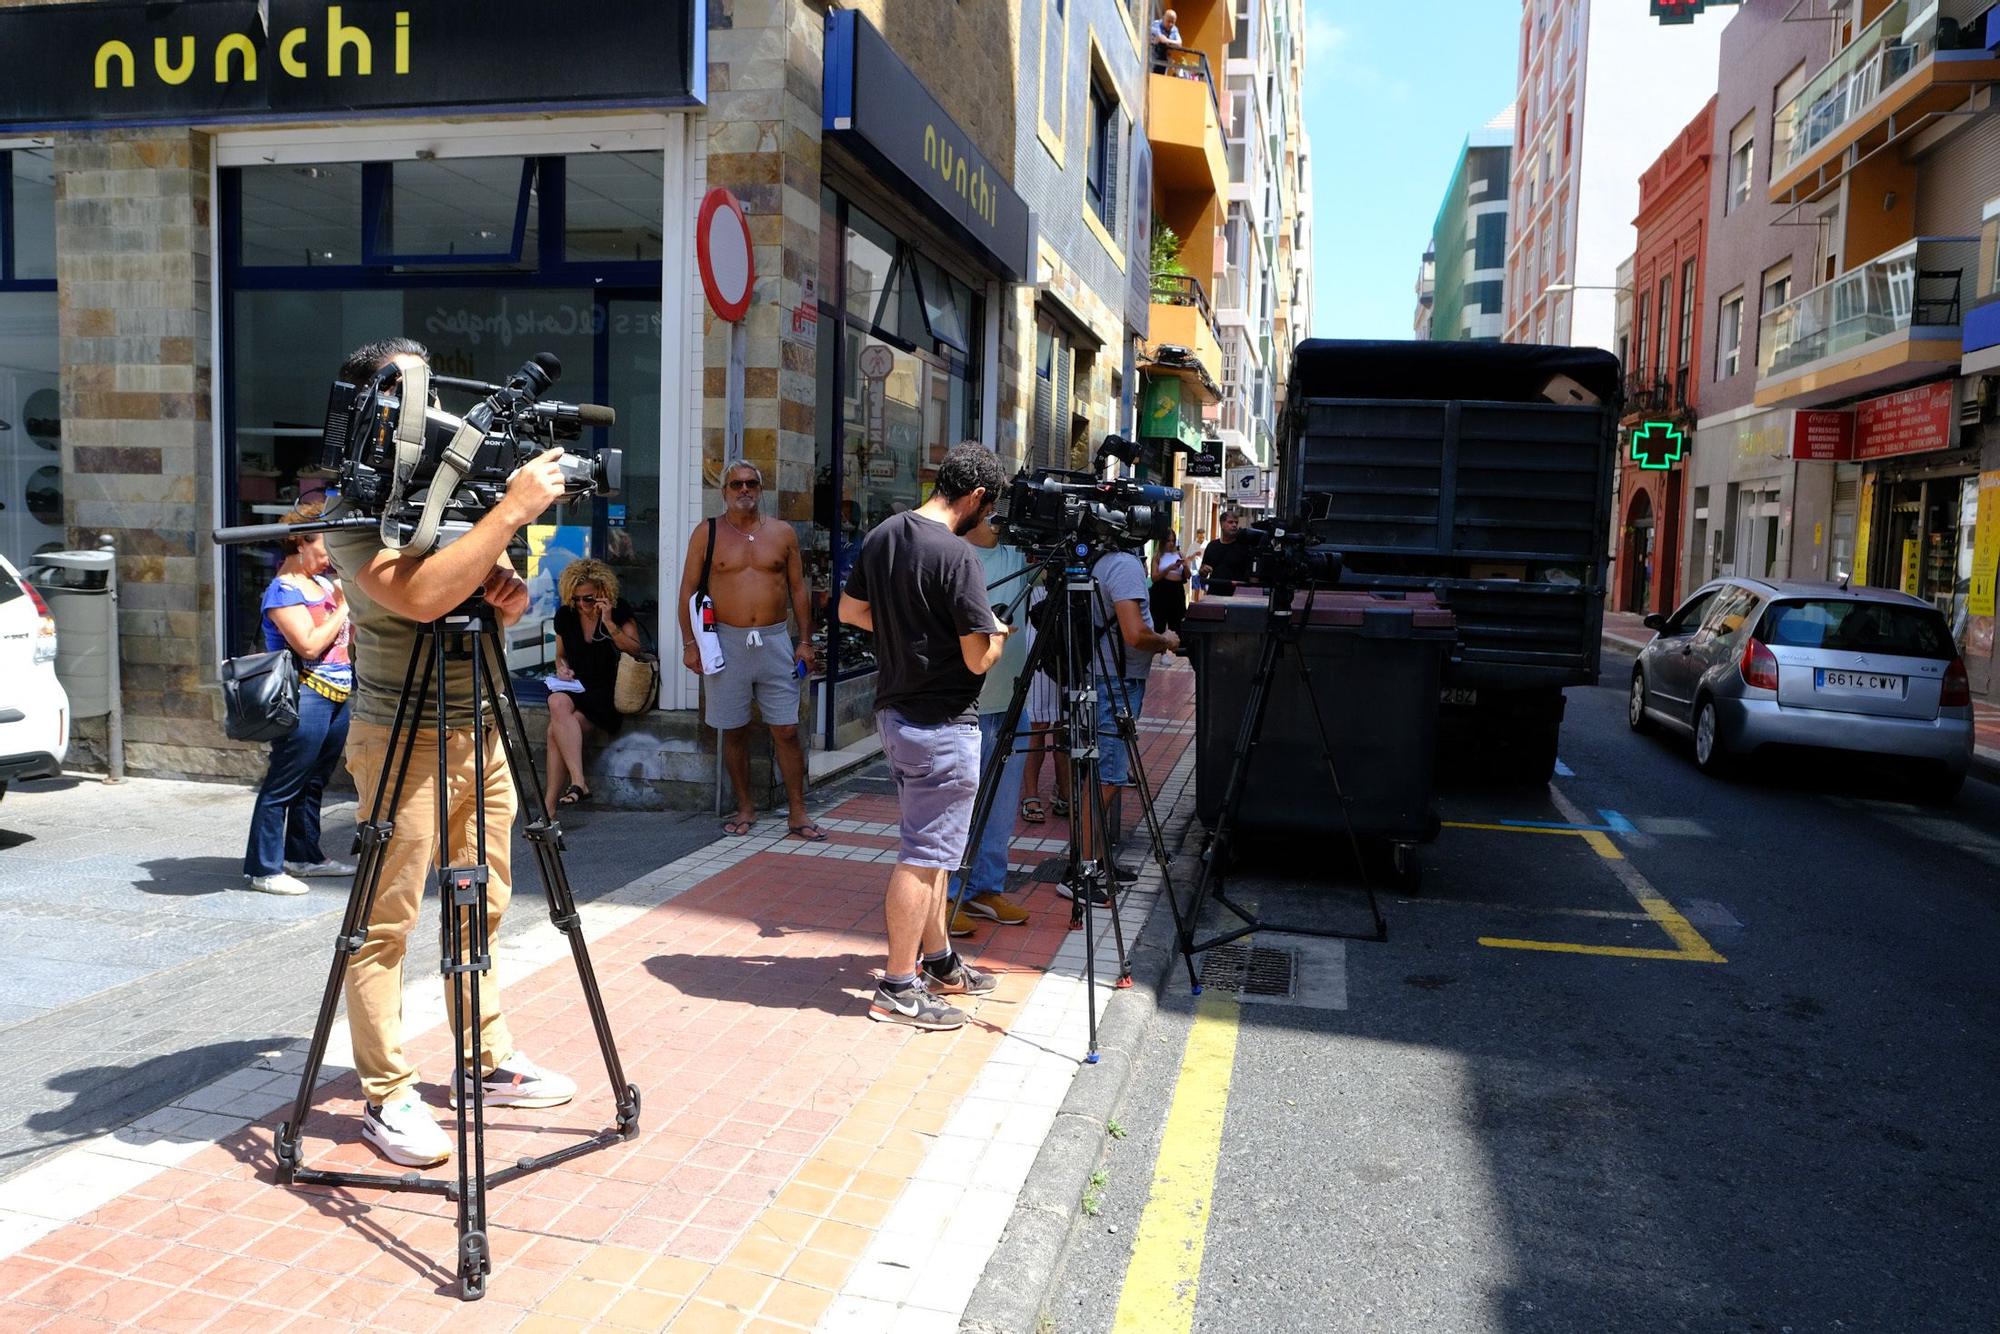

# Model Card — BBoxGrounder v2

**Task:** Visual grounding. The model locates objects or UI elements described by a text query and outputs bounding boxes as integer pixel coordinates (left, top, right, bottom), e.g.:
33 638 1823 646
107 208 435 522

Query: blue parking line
1599 809 1636 833
1497 818 1622 833
1555 758 1576 777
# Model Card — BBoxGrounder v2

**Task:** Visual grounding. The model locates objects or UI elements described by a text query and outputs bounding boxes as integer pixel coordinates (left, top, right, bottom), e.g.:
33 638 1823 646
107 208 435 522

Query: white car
0 552 68 803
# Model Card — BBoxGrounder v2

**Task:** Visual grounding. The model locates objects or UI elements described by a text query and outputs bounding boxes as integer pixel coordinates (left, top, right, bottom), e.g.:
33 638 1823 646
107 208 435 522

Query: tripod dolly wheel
617 1084 642 1138
273 1124 300 1183
459 1230 490 1300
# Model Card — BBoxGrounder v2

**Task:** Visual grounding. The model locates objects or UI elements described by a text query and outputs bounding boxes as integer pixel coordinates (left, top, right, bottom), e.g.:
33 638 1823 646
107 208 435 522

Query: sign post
697 189 756 468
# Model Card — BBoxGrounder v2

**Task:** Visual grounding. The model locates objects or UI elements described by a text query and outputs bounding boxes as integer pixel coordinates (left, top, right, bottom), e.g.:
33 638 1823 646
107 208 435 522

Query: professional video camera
316 352 619 548
1207 499 1344 597
991 437 1180 553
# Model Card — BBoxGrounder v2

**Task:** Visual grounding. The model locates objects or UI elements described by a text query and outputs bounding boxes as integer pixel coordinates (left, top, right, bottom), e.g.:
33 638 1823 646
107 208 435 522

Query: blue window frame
0 149 57 292
219 152 666 656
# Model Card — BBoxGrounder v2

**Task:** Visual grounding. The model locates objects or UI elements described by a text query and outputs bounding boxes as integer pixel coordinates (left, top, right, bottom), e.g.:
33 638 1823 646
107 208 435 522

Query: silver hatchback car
1629 578 1975 802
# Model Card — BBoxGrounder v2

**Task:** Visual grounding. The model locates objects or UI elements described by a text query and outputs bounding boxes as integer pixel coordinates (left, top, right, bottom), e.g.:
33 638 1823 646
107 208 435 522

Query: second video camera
993 466 1178 552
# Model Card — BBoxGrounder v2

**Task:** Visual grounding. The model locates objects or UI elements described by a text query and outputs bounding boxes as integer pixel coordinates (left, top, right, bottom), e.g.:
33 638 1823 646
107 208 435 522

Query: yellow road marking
1111 987 1242 1334
1453 794 1726 964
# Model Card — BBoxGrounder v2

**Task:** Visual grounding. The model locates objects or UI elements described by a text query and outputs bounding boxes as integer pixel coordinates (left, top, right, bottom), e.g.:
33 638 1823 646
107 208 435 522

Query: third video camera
1212 507 1345 596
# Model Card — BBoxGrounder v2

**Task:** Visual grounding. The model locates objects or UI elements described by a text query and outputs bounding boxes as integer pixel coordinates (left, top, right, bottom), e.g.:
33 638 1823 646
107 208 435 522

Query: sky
1301 0 1523 341
1301 0 1731 346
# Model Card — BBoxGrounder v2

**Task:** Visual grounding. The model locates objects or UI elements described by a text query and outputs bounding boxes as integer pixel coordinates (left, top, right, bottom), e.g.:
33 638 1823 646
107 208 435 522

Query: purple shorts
877 709 981 869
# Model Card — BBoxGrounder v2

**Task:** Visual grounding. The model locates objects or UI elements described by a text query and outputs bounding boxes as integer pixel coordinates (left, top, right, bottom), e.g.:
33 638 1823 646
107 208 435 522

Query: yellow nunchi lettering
94 39 136 89
328 6 372 76
153 36 197 85
280 27 309 78
214 32 257 83
396 11 410 74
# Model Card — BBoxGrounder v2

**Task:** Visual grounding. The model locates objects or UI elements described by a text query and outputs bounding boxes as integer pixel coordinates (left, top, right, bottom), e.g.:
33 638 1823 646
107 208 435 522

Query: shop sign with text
1854 381 1955 461
0 0 700 130
1790 410 1855 461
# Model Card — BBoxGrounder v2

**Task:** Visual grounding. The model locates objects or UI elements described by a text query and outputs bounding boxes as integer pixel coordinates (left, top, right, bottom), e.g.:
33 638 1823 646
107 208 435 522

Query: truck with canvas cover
1276 338 1621 783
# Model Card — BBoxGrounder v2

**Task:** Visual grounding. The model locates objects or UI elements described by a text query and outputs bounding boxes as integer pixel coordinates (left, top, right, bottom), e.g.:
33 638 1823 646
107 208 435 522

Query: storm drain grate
1199 943 1296 998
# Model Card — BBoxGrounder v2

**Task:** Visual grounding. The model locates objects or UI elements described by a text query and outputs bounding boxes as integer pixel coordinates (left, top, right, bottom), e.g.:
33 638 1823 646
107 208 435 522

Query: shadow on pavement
134 855 254 895
10 1037 291 1161
643 950 876 1018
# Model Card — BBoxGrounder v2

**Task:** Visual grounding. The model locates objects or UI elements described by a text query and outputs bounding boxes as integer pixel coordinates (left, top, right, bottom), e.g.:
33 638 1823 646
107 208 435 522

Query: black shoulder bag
221 648 300 742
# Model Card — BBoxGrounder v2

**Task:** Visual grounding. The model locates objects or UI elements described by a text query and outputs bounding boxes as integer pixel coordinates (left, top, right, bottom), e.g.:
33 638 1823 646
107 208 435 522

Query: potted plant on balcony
1151 217 1189 303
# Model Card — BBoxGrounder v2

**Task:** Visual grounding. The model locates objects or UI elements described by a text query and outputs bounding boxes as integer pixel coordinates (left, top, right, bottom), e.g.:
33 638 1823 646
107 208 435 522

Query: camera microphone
504 352 562 398
530 400 618 429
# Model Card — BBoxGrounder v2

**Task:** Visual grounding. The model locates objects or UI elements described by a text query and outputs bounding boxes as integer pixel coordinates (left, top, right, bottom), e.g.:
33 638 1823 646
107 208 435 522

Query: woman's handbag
613 646 660 715
221 649 301 741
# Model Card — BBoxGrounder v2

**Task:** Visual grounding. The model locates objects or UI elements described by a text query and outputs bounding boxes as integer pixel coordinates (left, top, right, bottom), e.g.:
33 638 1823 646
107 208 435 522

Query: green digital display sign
1630 421 1686 471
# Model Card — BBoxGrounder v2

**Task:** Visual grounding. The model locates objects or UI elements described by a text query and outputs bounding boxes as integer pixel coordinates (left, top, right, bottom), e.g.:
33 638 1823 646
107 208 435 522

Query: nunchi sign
0 0 701 130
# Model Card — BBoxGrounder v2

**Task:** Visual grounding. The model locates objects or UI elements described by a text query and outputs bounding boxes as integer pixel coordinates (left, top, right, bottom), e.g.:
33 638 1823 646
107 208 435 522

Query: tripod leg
276 634 437 1180
1180 628 1288 965
473 624 641 1137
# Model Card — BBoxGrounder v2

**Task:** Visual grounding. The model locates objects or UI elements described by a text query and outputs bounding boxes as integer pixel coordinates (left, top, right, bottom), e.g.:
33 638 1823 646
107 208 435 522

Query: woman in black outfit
1150 533 1190 634
545 558 642 815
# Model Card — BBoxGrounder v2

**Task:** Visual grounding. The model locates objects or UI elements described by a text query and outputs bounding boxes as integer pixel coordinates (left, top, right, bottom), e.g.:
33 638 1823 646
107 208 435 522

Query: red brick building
1614 96 1715 616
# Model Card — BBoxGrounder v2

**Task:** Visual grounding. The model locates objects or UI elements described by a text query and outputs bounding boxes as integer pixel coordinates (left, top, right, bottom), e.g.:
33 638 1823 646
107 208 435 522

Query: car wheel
1628 671 1656 734
1692 699 1732 777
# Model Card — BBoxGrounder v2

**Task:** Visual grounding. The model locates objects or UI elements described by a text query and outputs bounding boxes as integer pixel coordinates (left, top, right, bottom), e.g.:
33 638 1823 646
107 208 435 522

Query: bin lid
24 549 113 590
1185 589 1456 635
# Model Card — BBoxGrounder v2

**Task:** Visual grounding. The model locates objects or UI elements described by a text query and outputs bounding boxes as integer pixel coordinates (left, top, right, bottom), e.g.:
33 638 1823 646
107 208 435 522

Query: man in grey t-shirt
1078 545 1179 901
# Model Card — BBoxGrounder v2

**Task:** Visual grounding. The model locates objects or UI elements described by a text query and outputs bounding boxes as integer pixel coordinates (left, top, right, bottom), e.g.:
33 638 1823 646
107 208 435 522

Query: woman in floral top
241 500 355 895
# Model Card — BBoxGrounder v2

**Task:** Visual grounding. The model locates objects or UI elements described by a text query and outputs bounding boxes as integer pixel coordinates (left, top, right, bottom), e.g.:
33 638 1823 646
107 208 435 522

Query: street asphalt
0 773 718 1184
1050 649 2000 1333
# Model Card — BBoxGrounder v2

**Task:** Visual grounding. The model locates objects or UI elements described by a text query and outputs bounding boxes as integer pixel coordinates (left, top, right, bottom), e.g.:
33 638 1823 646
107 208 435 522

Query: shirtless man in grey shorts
676 459 825 840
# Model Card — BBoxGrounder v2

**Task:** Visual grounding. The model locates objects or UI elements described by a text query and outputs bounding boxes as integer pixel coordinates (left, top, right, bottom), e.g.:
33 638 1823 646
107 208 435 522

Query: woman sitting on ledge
544 558 641 816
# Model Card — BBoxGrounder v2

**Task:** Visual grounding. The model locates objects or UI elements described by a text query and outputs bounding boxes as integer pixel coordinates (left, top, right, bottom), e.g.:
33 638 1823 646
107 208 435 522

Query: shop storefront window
221 153 664 681
812 192 984 749
0 148 58 566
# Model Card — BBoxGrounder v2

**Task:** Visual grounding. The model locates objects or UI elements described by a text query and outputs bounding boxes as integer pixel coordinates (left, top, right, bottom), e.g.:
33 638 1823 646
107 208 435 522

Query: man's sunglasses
726 478 761 491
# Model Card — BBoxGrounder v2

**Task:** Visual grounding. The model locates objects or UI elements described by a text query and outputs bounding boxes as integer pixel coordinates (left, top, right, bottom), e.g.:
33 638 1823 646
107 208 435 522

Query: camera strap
381 360 488 556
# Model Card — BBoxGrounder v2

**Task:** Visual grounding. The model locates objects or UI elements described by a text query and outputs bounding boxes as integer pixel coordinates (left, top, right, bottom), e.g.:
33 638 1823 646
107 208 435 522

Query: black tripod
1172 578 1386 988
956 542 1191 1061
272 598 640 1300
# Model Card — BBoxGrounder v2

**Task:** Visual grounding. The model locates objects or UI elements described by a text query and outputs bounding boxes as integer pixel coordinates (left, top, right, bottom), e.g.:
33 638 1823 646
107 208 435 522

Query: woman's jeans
243 688 351 876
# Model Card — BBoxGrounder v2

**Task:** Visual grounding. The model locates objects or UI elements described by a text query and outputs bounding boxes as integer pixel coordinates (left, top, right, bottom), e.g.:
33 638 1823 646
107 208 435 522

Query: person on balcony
1151 9 1183 47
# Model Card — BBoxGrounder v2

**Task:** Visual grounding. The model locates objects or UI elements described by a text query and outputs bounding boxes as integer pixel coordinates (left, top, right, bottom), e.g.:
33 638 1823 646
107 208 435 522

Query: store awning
1137 355 1221 403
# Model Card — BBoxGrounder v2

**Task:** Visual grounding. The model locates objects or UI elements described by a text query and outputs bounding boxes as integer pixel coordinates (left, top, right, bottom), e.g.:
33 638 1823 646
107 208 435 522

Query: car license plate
1815 669 1903 696
1440 688 1479 706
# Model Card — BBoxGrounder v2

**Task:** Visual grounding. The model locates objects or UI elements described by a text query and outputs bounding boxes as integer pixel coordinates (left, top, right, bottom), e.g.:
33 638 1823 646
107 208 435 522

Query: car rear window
1757 598 1954 660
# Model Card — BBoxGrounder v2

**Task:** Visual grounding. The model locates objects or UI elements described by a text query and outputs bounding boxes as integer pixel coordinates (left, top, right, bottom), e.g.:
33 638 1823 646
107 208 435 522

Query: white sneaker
362 1095 452 1167
452 1052 578 1109
244 872 310 896
284 858 356 878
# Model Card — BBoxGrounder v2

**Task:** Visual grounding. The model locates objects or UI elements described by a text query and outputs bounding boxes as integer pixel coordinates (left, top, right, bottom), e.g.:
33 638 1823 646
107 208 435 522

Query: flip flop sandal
1020 798 1047 824
1050 798 1070 817
722 818 756 836
788 823 830 843
555 784 588 808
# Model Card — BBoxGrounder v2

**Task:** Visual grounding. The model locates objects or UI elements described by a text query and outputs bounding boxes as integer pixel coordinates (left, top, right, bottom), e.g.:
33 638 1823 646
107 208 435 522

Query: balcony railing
1778 0 1979 171
1757 236 1974 380
1151 272 1214 323
1151 45 1225 128
1622 367 1693 417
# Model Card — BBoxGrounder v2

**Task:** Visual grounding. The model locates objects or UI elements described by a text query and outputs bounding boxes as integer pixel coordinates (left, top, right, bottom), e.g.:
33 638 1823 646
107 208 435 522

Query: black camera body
1208 507 1345 597
993 467 1178 553
318 352 620 518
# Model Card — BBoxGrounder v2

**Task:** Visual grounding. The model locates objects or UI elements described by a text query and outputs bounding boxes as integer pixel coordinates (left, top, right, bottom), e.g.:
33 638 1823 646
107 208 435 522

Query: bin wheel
1389 843 1422 894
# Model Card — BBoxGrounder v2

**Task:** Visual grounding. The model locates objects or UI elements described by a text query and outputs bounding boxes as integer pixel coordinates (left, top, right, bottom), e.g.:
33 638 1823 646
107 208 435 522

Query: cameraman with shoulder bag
1081 538 1178 899
319 338 578 1169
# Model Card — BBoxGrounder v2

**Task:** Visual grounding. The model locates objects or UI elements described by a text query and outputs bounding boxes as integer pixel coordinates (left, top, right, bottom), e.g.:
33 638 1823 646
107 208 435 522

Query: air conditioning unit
1959 375 1994 426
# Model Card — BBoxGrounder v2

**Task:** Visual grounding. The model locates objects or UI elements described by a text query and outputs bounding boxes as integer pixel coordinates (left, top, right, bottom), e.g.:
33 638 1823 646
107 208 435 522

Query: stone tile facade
53 129 251 778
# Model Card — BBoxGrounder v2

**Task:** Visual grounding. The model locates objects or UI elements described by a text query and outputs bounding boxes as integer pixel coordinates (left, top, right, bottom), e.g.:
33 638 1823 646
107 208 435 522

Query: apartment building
1611 96 1716 616
1414 242 1438 338
1012 0 1153 479
1505 0 1723 350
1427 110 1514 344
1688 0 2000 697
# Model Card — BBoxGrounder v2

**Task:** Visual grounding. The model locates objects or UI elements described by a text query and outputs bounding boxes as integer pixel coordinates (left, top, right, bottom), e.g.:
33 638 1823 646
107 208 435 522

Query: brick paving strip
0 668 1197 1333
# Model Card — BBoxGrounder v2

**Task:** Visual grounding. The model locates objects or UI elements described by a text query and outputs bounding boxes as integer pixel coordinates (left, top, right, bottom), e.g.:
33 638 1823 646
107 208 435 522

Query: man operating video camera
320 337 579 1169
1080 534 1179 897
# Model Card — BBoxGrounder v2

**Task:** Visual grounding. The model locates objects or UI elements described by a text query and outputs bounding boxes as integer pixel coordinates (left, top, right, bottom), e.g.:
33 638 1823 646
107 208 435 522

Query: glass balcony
1757 236 1974 380
1779 0 1961 172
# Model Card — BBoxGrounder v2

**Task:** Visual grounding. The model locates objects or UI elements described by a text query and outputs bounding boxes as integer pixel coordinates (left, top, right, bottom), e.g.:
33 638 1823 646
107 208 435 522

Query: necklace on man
738 516 765 543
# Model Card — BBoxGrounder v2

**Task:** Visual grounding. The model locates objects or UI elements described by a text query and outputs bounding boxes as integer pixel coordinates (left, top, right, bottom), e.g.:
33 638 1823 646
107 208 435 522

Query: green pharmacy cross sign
1630 420 1686 471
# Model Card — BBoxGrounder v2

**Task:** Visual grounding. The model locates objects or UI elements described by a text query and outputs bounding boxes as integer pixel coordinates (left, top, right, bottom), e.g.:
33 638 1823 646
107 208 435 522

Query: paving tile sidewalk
1601 609 2000 770
0 666 1199 1333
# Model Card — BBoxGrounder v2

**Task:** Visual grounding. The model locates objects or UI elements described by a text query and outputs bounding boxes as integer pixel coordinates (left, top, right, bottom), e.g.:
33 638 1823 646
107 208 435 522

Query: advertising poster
1970 470 2000 619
